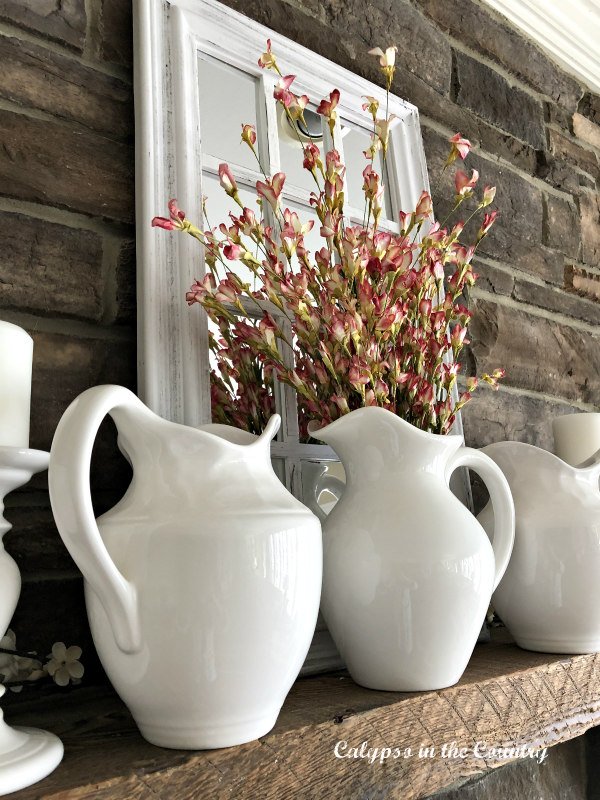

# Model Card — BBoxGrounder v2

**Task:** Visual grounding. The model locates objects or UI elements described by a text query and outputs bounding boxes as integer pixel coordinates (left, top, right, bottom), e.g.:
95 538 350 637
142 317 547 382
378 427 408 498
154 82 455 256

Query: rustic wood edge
7 638 600 799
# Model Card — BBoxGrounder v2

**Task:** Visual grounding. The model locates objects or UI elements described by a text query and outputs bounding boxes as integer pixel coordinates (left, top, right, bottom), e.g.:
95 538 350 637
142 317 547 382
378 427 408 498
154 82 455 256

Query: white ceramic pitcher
309 407 515 692
48 385 322 749
479 442 600 653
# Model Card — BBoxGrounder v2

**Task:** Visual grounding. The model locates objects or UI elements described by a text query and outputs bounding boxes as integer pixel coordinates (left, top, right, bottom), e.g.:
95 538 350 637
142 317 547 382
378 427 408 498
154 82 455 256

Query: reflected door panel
198 54 260 171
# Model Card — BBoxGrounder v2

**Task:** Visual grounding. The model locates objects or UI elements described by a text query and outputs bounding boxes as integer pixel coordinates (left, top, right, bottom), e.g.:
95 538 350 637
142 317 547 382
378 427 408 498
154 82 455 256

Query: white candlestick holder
0 447 63 795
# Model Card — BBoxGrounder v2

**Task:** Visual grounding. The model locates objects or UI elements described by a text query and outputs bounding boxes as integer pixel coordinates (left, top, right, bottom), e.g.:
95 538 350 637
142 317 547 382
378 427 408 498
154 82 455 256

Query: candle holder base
0 687 63 796
0 448 64 794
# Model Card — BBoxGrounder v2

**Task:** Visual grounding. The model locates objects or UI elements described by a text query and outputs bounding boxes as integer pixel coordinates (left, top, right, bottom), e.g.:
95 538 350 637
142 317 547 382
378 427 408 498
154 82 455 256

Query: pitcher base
136 711 279 750
516 636 600 654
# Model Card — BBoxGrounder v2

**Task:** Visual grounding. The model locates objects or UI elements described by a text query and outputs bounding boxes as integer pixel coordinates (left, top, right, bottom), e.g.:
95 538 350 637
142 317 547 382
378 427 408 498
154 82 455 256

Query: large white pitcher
479 441 600 654
48 385 322 749
310 407 515 691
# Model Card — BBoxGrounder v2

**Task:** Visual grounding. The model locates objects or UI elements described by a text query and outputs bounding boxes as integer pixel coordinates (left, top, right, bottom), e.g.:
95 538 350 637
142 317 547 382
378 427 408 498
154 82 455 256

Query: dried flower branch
153 42 505 436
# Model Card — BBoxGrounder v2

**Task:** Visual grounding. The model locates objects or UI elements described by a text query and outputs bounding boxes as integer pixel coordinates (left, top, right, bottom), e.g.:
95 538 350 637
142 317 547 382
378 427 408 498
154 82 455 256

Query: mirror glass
341 121 393 219
198 54 259 171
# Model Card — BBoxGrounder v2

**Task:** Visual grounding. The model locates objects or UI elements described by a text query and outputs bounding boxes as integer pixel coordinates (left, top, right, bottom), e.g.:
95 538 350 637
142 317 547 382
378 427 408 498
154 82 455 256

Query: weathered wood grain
6 635 600 800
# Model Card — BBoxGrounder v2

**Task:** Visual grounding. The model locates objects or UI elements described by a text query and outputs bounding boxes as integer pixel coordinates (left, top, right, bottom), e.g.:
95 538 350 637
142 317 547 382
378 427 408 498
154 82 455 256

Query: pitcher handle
49 385 146 654
575 446 600 476
309 471 346 522
446 447 515 591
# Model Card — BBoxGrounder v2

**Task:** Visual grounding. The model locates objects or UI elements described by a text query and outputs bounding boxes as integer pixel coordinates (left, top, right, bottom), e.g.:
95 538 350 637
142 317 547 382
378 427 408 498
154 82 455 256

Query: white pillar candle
0 321 33 448
553 413 600 467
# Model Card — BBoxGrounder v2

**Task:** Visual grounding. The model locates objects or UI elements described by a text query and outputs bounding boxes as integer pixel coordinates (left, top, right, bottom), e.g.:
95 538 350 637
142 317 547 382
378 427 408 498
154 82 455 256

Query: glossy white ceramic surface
0 323 33 448
309 407 515 692
479 442 600 653
552 412 600 467
0 449 63 795
48 385 322 749
0 696 63 798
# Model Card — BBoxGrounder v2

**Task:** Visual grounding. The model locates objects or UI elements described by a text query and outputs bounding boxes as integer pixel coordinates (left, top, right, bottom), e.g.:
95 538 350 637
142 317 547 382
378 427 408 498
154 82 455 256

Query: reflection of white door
134 0 470 673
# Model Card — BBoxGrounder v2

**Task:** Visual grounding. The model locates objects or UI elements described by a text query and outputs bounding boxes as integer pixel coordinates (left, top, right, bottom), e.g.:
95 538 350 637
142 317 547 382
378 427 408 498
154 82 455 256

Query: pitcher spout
482 440 600 497
309 407 462 479
201 414 281 451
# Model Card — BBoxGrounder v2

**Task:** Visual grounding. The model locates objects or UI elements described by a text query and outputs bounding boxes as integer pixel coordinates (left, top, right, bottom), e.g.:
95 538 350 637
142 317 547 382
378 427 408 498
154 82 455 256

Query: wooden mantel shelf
6 635 600 800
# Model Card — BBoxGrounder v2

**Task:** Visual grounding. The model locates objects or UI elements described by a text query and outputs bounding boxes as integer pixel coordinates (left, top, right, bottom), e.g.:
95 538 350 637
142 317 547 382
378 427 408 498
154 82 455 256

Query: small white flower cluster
0 630 44 692
45 642 84 687
0 630 84 691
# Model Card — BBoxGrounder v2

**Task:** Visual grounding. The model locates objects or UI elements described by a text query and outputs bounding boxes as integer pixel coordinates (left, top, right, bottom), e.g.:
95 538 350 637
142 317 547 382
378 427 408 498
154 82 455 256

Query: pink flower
332 395 350 414
376 306 402 331
317 89 340 118
447 133 472 164
374 115 396 153
168 199 185 222
330 316 347 343
317 90 341 135
256 173 285 212
477 210 498 239
448 222 464 243
223 242 244 261
274 75 296 107
362 96 379 117
241 124 257 147
215 276 241 303
414 191 433 221
349 358 370 387
283 207 314 236
362 164 380 198
186 274 215 305
152 198 187 231
363 134 381 160
481 185 496 207
152 216 177 230
325 150 341 169
303 142 322 172
320 211 338 240
236 206 259 235
455 169 479 197
288 93 310 120
259 314 279 350
419 298 432 317
450 325 468 350
482 368 506 390
368 46 397 69
219 163 239 198
368 46 398 86
315 247 331 271
258 39 276 69
398 210 412 232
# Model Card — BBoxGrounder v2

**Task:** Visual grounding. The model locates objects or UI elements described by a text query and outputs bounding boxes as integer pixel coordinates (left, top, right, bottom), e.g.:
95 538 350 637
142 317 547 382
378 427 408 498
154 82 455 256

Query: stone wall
1 0 599 793
0 0 135 676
